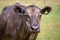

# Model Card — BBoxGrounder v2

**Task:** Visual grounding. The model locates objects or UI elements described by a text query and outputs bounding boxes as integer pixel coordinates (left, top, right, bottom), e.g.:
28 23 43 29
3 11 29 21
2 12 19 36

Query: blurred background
0 0 60 40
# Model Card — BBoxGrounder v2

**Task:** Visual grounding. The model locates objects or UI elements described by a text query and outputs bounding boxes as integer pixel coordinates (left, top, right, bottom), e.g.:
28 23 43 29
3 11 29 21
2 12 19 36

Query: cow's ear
41 6 52 15
14 6 24 13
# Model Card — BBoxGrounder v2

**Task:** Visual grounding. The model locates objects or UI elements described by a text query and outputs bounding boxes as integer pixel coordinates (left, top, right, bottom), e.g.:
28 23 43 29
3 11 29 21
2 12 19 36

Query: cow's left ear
41 6 52 15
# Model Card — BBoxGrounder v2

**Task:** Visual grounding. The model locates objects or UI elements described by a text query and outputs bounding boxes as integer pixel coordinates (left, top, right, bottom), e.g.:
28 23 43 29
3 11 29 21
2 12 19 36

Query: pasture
0 0 60 40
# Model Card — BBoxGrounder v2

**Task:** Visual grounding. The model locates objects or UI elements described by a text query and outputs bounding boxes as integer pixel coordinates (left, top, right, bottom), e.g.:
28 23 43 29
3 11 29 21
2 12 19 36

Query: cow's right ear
14 6 25 14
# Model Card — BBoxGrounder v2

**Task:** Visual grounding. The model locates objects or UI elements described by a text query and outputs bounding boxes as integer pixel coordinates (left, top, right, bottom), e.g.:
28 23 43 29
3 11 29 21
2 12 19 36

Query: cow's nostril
31 27 34 30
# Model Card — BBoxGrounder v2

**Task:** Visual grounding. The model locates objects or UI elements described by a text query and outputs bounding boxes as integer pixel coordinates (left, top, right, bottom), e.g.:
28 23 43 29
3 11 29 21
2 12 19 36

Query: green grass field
37 5 60 40
0 0 60 40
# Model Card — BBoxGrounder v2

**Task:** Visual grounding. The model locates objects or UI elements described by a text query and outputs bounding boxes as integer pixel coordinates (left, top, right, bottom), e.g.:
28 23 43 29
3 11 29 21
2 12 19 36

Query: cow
0 3 52 40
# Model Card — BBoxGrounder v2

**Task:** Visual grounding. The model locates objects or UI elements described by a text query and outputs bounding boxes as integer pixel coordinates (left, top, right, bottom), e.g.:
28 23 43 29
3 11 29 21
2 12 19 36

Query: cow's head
24 5 52 33
13 4 52 33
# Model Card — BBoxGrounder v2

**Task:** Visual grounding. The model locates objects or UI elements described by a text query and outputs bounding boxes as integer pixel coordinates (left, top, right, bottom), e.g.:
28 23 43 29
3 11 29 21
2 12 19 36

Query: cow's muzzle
29 25 40 32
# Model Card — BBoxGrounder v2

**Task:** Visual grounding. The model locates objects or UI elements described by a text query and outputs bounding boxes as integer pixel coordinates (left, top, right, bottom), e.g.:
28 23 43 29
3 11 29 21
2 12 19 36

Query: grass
37 5 60 40
0 0 60 40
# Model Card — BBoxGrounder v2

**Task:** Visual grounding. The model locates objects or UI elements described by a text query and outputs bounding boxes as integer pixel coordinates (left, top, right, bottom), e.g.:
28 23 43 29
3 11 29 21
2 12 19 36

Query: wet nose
31 25 39 30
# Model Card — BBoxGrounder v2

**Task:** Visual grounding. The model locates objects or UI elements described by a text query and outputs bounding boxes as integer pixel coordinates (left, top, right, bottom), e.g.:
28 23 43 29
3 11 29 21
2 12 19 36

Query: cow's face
24 5 52 33
24 6 41 32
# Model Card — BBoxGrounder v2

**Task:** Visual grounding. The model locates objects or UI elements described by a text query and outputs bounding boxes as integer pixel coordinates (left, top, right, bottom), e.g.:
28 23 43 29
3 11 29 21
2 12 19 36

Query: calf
0 3 52 40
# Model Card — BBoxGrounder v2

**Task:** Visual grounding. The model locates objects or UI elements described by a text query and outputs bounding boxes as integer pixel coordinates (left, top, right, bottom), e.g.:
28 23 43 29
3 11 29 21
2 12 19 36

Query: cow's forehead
25 7 41 17
26 7 40 13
